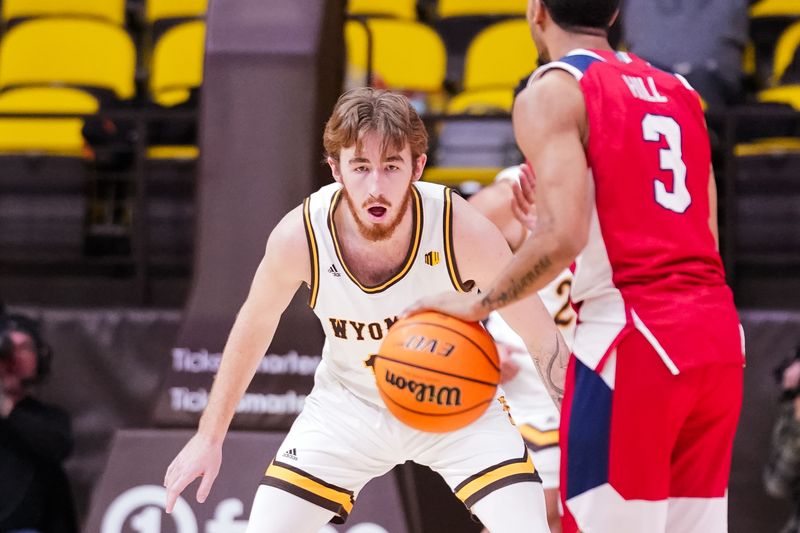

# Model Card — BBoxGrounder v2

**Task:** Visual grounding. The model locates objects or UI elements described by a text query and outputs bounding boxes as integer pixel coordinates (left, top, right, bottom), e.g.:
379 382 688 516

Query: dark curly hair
541 0 619 31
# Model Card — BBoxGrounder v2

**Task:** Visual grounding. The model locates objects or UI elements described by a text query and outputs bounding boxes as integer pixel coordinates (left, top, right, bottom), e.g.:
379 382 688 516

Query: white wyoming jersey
303 181 471 405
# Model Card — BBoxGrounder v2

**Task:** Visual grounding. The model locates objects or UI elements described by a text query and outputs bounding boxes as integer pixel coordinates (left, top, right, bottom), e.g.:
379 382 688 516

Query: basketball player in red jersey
409 1 745 531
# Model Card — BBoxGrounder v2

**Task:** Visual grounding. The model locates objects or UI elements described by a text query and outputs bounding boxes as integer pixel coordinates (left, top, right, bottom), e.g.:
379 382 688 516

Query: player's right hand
163 432 223 513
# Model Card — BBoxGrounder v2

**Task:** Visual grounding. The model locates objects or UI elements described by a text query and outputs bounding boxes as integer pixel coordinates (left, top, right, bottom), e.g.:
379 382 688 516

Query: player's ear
412 154 427 182
328 156 343 183
608 8 620 28
531 0 546 25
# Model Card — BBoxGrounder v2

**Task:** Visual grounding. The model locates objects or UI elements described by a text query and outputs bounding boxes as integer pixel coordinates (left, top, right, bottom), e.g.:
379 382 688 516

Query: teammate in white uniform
470 164 574 533
163 88 569 532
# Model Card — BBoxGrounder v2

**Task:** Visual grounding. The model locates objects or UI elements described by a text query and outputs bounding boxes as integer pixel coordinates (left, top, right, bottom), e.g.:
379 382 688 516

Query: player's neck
547 31 613 62
333 194 415 279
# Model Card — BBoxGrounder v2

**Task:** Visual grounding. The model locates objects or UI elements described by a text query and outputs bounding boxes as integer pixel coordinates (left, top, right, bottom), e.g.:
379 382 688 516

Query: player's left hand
497 343 521 383
403 291 489 323
510 163 538 232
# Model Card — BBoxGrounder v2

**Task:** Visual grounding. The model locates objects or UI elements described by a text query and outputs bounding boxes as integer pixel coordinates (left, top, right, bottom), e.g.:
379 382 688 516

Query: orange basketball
368 311 500 432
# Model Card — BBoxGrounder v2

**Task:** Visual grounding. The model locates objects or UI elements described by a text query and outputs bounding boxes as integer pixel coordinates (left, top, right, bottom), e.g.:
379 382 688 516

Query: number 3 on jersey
642 114 691 214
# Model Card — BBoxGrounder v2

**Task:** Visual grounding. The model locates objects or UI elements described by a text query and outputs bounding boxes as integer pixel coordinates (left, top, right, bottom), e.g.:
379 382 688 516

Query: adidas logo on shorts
281 448 298 461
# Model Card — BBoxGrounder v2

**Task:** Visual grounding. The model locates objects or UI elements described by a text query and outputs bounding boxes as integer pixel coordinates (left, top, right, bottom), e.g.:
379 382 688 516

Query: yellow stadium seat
772 21 800 84
462 20 538 91
2 0 126 25
423 167 502 186
437 0 527 18
447 88 514 114
0 19 136 100
0 87 98 156
743 41 757 78
348 0 416 20
150 20 206 107
750 0 800 18
758 84 800 109
444 19 536 114
735 137 800 157
147 145 199 160
345 19 446 92
146 0 208 23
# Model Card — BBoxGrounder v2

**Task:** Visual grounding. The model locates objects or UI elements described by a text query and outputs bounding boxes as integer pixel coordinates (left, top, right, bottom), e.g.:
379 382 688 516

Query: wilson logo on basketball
424 251 440 266
384 370 462 406
403 335 455 357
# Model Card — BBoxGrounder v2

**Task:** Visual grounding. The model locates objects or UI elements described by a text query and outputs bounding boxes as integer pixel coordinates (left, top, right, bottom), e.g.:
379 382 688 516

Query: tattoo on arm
545 332 566 399
480 255 553 311
530 332 568 410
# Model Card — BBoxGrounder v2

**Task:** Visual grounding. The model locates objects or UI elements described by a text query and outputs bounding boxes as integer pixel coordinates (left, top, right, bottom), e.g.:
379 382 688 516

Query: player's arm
708 164 719 249
164 205 310 512
476 71 592 315
468 181 528 251
451 195 569 408
406 71 591 322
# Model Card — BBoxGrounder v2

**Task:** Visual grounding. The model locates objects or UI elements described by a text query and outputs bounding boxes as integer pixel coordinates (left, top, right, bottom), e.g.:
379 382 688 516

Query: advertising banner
86 430 408 533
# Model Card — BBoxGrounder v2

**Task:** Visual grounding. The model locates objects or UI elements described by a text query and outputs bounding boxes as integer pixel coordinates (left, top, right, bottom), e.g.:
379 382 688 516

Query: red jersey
530 49 743 372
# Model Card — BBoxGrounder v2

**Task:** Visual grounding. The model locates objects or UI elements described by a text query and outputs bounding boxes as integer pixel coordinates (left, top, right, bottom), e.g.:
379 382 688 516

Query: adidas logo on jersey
281 448 298 461
328 264 341 277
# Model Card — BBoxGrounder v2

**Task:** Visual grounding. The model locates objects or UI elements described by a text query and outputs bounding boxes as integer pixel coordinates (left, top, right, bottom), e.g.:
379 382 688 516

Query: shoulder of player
515 70 585 129
467 181 515 225
449 190 512 286
450 192 509 252
469 180 514 207
265 204 309 263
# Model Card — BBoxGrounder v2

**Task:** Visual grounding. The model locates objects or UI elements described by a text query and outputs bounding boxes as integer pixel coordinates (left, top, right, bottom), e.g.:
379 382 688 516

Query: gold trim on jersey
327 185 423 294
519 423 559 452
443 187 470 292
453 447 541 508
262 460 355 523
303 197 320 308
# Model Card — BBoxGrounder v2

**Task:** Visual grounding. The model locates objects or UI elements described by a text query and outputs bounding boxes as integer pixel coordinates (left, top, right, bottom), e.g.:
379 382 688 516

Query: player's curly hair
323 87 428 167
541 0 619 31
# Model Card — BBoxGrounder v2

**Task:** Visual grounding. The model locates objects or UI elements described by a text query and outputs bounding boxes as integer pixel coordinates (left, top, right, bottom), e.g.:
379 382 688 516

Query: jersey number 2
642 114 691 213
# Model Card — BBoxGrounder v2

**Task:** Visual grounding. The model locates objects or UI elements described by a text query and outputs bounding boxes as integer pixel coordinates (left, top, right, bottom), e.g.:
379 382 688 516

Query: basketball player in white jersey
470 163 575 533
163 88 569 532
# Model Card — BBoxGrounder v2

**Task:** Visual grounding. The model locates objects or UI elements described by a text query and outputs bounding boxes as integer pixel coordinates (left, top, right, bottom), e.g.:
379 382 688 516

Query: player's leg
246 485 335 533
503 355 563 533
472 480 549 533
665 362 743 533
558 357 579 533
563 333 693 533
543 488 562 533
519 425 561 533
249 374 397 529
417 395 550 533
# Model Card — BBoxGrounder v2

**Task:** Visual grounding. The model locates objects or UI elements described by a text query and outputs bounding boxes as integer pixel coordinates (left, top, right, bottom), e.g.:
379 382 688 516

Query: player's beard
343 187 412 242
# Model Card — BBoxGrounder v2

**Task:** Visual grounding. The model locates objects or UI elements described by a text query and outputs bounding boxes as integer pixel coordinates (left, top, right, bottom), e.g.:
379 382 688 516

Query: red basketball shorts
559 330 743 533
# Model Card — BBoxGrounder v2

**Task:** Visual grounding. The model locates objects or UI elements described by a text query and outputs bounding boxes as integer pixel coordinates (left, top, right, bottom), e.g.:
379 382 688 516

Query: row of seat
0 17 205 156
348 0 526 20
346 18 537 114
347 0 800 92
344 12 800 184
347 15 800 110
349 0 800 22
0 0 207 26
